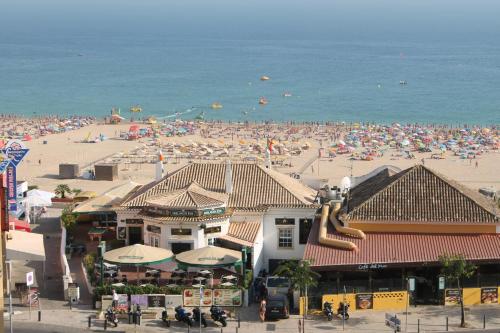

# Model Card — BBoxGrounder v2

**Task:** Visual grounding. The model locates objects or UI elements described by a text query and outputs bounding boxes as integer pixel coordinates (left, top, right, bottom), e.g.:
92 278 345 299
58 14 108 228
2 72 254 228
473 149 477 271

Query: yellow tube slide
318 203 358 251
329 202 366 240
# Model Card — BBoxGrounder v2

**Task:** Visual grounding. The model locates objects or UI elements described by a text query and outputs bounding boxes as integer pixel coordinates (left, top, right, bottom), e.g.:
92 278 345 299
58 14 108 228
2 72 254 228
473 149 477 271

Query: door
128 227 142 245
171 243 192 254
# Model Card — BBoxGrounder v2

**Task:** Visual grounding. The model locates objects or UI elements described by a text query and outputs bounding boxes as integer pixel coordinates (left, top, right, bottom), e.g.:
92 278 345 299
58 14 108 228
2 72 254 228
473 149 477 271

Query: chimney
155 149 164 181
265 148 271 169
225 159 233 194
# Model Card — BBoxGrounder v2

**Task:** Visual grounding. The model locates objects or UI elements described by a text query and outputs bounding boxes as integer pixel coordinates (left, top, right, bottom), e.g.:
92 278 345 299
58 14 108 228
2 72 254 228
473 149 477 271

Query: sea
1 1 500 125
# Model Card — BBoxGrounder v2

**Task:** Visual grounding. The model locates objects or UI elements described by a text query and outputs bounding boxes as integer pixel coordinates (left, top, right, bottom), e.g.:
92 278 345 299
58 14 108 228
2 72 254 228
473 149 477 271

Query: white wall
252 223 264 277
261 207 317 272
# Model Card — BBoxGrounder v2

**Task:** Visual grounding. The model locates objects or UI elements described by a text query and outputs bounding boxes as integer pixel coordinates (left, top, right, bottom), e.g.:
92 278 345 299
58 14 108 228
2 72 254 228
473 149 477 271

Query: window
299 218 313 244
278 229 293 248
204 226 221 234
275 218 295 225
171 228 192 236
207 238 215 246
150 235 160 248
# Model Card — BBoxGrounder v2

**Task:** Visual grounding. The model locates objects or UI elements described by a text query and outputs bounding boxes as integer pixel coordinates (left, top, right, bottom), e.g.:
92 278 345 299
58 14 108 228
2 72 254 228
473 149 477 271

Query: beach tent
175 245 242 268
26 189 55 206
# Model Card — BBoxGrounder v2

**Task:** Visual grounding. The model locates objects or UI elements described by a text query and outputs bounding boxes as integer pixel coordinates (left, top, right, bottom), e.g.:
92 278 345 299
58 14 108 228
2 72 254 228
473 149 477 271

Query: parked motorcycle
105 306 118 327
175 305 194 327
210 305 227 327
161 309 171 327
323 301 333 321
336 302 350 320
192 307 208 328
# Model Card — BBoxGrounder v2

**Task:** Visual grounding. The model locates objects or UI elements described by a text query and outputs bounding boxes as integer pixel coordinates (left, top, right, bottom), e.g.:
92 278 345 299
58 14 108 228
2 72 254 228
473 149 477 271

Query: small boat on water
130 105 142 113
211 102 223 109
399 80 407 85
282 92 292 97
259 97 268 105
260 76 270 81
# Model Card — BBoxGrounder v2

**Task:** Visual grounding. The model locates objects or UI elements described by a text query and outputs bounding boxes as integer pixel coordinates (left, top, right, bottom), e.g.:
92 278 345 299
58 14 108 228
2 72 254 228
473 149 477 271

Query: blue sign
2 148 29 167
0 157 10 173
1 139 29 167
7 165 17 212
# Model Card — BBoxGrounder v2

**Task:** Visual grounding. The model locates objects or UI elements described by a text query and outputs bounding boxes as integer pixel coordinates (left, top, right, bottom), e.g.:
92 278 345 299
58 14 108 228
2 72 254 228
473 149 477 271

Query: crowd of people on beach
0 114 96 141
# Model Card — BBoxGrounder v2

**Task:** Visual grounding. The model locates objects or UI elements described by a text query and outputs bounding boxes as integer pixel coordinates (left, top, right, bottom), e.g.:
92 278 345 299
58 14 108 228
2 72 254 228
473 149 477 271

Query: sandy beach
12 121 499 197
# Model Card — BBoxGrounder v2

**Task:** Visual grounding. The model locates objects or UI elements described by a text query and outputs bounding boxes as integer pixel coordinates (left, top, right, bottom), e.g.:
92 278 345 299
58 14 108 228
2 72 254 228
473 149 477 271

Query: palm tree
72 188 82 196
274 259 320 316
55 184 71 198
439 253 476 328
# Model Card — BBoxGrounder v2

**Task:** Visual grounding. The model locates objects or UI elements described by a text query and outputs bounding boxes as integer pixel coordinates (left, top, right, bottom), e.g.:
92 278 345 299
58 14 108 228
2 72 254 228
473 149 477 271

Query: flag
267 138 273 152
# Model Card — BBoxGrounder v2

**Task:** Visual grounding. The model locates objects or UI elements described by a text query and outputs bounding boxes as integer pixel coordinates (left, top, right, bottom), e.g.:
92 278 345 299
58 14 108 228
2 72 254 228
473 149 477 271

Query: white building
116 162 320 275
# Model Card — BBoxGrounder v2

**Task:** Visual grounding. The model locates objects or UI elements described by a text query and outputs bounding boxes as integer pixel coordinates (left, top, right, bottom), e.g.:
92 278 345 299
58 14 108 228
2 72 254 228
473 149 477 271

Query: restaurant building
116 161 320 276
304 165 500 306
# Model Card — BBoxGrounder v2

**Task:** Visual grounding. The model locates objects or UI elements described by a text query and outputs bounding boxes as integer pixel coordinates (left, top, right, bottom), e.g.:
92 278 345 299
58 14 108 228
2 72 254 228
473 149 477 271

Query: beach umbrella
104 244 174 282
175 245 242 268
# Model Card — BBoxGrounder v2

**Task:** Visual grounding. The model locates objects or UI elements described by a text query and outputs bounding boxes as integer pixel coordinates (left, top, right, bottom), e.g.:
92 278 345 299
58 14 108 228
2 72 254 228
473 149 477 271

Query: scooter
161 309 171 327
210 305 227 327
323 301 334 321
175 305 194 327
105 306 119 327
337 302 350 320
192 307 208 328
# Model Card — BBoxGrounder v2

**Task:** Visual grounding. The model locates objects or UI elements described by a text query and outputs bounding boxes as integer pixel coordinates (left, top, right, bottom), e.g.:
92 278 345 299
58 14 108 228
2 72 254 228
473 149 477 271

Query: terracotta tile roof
146 182 228 209
219 221 261 247
304 221 500 268
344 165 498 223
123 162 318 209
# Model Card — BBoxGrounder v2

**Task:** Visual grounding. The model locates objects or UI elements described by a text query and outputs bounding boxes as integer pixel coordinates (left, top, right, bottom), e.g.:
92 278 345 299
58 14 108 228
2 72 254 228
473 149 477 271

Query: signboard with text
355 293 373 310
444 289 461 305
213 289 242 307
481 287 498 304
7 166 17 211
183 288 213 307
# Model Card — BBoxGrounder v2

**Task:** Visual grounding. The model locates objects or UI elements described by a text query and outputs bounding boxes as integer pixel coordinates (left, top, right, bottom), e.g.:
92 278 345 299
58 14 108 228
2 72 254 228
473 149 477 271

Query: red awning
9 217 31 232
304 220 500 268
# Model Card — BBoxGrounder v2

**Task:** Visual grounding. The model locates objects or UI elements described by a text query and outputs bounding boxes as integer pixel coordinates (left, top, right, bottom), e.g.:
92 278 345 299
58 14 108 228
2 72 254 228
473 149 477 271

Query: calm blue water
1 1 500 124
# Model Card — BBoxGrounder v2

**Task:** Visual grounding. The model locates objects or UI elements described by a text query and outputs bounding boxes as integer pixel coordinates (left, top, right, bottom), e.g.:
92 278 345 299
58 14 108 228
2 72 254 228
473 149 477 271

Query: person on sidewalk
112 289 119 309
259 299 266 322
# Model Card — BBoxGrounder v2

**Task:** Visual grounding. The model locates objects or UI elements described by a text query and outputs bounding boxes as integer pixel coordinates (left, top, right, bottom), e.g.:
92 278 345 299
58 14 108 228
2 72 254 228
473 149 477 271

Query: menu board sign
213 289 242 307
183 288 213 307
481 287 498 304
444 289 460 305
355 293 373 310
131 295 148 308
148 294 166 308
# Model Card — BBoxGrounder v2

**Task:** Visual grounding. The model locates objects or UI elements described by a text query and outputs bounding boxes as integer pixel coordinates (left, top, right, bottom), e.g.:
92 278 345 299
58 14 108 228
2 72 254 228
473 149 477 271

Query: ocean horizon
1 1 500 125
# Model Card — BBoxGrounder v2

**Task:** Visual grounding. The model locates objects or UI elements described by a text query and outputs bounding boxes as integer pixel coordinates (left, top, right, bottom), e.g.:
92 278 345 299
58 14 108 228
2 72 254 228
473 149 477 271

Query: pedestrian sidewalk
4 304 500 333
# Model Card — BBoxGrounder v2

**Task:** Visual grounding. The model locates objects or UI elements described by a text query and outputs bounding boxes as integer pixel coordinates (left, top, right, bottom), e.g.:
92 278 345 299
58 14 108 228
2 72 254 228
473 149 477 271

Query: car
265 294 289 320
265 276 290 297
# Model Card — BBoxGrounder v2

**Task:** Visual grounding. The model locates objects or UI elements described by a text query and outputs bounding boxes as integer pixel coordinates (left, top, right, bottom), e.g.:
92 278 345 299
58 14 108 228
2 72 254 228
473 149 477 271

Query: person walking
112 289 119 309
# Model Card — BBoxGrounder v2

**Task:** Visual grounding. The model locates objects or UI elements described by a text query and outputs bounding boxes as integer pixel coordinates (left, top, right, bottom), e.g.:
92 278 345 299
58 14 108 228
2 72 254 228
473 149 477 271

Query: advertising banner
355 293 374 310
6 165 17 211
444 289 461 305
183 288 213 307
481 287 498 304
213 289 242 307
130 295 148 308
165 295 183 308
148 294 166 308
